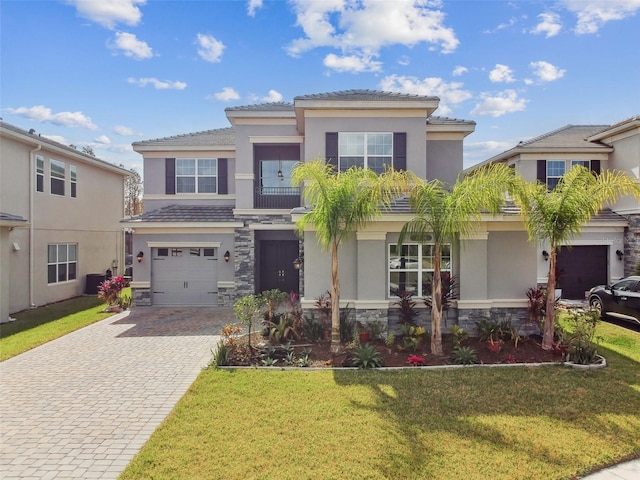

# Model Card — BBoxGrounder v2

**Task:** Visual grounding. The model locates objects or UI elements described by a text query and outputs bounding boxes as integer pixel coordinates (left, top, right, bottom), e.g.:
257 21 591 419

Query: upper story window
70 165 77 198
571 160 590 169
260 160 297 194
176 158 217 193
388 243 451 297
47 243 77 284
50 159 66 196
36 155 44 192
338 132 393 173
546 160 565 190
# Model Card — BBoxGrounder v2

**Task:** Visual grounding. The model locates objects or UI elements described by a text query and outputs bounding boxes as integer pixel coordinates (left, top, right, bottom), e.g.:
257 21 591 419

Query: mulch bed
224 334 561 368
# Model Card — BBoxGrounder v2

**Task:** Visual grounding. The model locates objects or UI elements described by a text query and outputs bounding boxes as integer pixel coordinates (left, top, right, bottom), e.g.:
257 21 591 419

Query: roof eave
587 119 640 141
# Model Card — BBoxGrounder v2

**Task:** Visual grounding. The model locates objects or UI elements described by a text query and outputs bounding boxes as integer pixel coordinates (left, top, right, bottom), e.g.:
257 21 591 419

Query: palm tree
512 165 640 350
399 163 516 356
291 159 415 352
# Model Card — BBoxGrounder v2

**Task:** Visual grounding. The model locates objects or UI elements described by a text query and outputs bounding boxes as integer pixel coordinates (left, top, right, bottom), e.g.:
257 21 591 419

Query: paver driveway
1 306 234 480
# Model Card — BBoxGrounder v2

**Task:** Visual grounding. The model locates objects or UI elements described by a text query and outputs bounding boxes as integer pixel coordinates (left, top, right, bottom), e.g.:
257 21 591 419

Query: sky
1 0 639 172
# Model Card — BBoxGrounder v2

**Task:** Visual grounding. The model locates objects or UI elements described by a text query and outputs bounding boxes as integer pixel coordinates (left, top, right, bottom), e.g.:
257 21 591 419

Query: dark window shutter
591 160 601 176
536 160 546 185
218 158 228 194
393 132 407 171
165 158 175 194
325 132 338 169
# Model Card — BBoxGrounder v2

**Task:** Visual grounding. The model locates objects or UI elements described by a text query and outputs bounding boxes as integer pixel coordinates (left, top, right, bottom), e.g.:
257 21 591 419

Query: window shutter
325 132 338 169
536 160 546 185
393 132 407 171
591 160 601 176
165 158 175 194
218 158 228 194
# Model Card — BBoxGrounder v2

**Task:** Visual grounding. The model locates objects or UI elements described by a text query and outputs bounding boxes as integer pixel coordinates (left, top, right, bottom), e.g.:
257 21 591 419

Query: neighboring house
0 121 130 322
472 116 640 299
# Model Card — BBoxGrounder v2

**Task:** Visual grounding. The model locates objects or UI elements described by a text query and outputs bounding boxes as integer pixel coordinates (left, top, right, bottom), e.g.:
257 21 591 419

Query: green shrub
449 324 468 348
451 346 479 365
565 309 602 365
302 314 323 342
351 344 383 369
212 340 229 367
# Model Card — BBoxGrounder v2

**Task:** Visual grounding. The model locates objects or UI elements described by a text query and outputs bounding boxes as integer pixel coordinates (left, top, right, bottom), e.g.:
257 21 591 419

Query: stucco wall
426 139 463 185
487 231 537 298
608 132 640 213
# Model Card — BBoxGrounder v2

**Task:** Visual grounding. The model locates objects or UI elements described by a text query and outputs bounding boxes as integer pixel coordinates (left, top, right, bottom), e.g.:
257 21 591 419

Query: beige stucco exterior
0 122 129 320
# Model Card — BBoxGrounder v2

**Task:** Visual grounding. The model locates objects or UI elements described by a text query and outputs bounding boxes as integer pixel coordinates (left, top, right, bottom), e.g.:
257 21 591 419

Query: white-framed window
259 160 297 194
176 158 217 193
36 155 44 193
47 243 77 284
571 160 590 170
70 165 77 198
546 160 565 190
338 132 392 173
50 159 65 196
388 243 451 297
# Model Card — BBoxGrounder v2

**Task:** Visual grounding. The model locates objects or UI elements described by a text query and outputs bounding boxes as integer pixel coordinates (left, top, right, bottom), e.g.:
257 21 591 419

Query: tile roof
132 127 235 147
225 102 294 112
294 89 439 102
427 116 475 126
515 124 610 149
124 205 237 223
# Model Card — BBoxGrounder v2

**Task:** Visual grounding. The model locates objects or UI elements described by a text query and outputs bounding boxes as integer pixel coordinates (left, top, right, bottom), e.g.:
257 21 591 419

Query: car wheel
589 296 604 317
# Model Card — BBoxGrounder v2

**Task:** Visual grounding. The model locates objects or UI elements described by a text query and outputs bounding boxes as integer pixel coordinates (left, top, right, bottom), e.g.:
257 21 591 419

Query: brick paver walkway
0 307 234 479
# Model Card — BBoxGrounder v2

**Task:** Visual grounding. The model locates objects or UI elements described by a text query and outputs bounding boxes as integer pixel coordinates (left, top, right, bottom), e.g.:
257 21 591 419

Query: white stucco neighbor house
0 121 131 323
124 90 639 331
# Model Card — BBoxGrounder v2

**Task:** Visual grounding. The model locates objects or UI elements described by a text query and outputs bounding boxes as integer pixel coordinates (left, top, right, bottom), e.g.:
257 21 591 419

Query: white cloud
212 87 241 101
42 135 68 145
398 55 410 66
113 125 141 136
379 74 472 115
527 61 566 83
247 0 263 17
261 90 284 102
287 0 459 64
323 53 382 73
196 33 225 63
94 135 111 144
483 16 517 34
466 140 514 154
4 105 98 130
452 65 468 76
470 90 528 117
68 0 145 30
489 64 516 83
561 0 640 34
110 32 153 59
127 77 187 90
531 12 562 37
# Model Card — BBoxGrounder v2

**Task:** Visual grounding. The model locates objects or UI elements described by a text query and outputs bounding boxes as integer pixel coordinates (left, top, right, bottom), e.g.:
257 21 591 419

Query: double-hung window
546 160 565 190
70 165 77 198
36 155 44 192
388 243 451 297
571 160 590 170
176 158 217 193
47 243 77 284
50 159 66 196
338 133 392 173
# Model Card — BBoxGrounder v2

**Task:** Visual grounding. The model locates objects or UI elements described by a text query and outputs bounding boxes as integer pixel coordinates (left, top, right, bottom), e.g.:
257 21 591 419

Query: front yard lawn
0 291 129 361
120 321 640 480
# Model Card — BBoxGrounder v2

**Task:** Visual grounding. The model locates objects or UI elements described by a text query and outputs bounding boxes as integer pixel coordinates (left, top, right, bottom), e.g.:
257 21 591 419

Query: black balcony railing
254 187 301 209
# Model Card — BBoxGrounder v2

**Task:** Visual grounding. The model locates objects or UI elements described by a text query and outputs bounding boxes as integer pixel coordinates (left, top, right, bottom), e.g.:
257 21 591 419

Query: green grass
0 289 130 361
120 322 640 480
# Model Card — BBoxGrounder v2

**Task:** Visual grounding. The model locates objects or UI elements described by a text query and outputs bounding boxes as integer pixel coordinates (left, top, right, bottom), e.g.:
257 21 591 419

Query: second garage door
152 247 218 306
556 245 608 300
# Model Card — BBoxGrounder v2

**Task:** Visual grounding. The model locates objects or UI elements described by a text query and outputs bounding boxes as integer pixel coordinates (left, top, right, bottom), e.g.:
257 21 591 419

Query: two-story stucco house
473 115 640 299
125 90 474 322
0 121 131 323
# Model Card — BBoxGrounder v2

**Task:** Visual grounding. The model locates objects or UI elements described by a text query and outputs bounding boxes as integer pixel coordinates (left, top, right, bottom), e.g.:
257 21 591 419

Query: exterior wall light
293 257 302 270
616 249 624 261
136 251 144 263
224 250 231 262
542 250 549 261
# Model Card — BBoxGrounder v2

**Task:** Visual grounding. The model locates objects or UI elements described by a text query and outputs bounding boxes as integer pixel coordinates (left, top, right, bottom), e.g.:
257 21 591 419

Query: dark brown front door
556 246 608 299
259 240 299 294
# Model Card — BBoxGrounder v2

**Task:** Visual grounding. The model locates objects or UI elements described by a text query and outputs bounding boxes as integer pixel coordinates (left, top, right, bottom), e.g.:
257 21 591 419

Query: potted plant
356 322 370 343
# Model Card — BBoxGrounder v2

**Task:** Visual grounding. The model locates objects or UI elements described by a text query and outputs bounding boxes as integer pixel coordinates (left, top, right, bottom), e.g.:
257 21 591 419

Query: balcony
254 187 301 209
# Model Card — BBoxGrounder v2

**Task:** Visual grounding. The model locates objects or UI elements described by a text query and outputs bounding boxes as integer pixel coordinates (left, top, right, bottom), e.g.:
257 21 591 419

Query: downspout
29 143 41 308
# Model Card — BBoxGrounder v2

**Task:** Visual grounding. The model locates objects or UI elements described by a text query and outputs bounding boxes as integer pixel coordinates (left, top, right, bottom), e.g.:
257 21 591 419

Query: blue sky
1 0 639 172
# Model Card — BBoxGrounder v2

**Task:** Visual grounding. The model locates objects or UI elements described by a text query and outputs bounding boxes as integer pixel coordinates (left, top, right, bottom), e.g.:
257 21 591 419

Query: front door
556 245 607 299
259 241 299 294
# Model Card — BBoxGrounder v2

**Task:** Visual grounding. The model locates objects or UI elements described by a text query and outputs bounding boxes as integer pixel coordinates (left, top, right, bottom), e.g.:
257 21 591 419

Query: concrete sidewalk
0 307 233 480
579 458 640 479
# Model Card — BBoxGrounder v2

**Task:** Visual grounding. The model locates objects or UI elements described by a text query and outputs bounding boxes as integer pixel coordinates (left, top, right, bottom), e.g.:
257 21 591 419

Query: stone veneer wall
623 213 640 277
131 287 151 306
457 307 529 335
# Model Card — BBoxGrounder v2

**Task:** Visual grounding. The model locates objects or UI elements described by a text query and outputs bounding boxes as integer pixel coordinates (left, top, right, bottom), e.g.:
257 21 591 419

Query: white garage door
152 247 218 306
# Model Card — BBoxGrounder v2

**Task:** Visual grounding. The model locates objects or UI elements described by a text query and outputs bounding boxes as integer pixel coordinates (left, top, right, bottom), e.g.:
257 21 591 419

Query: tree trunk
542 247 557 350
431 243 444 356
330 240 341 353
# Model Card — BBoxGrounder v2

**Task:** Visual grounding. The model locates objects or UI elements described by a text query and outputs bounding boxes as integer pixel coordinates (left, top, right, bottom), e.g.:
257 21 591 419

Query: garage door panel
557 246 607 300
